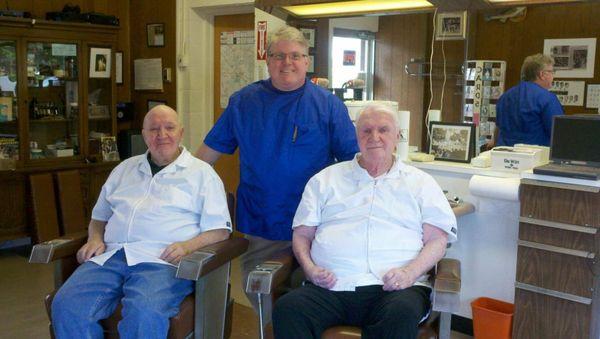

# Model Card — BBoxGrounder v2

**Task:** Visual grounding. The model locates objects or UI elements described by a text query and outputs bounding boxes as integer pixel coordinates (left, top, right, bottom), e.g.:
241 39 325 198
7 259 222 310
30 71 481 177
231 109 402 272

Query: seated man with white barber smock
51 105 232 339
273 104 458 339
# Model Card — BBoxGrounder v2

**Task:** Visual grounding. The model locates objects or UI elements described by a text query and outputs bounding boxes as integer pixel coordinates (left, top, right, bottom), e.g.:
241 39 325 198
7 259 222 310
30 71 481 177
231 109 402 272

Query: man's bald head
142 105 184 166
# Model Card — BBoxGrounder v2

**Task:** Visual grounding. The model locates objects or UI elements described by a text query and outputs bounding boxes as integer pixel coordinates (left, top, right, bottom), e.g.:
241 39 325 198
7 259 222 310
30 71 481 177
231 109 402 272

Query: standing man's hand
76 239 106 264
305 264 337 289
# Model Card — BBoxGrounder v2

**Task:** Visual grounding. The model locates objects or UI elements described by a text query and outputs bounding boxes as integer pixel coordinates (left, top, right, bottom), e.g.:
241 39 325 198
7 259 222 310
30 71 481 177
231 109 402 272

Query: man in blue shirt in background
495 53 563 146
196 26 358 312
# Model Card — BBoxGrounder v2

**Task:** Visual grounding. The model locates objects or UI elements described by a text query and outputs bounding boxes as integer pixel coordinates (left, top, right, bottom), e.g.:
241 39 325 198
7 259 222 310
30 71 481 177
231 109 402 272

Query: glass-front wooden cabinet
0 18 117 169
0 39 19 168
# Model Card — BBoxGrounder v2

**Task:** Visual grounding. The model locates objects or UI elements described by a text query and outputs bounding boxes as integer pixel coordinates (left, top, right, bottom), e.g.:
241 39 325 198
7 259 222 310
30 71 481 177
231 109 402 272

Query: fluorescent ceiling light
488 0 579 2
283 0 434 18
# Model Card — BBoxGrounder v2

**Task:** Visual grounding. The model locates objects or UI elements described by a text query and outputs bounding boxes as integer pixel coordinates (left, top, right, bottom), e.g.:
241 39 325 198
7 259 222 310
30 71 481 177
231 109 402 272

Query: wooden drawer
516 246 594 298
520 183 600 228
519 221 598 254
513 288 590 339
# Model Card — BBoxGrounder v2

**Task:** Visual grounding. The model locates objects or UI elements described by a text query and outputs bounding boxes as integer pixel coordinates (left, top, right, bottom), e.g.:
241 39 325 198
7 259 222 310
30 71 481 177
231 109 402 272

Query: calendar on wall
463 60 506 153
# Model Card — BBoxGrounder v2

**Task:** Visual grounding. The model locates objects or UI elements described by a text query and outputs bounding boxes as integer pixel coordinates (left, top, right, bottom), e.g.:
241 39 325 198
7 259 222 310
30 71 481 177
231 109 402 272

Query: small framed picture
147 23 165 47
89 47 111 78
101 136 120 162
300 28 315 48
147 99 167 112
308 55 315 74
435 11 467 41
428 122 475 163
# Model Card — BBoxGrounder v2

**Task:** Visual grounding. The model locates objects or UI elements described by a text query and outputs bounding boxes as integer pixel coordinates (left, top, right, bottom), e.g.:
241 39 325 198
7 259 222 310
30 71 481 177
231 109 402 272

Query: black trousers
272 283 431 339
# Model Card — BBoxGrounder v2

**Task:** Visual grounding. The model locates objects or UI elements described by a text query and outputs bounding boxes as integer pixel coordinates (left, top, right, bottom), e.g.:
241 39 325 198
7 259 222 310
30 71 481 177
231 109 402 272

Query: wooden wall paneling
129 0 177 128
315 18 329 77
374 15 392 100
374 13 428 150
115 1 131 105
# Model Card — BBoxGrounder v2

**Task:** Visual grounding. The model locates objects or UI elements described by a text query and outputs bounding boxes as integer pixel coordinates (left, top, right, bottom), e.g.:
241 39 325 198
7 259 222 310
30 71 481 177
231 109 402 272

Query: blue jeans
51 249 193 339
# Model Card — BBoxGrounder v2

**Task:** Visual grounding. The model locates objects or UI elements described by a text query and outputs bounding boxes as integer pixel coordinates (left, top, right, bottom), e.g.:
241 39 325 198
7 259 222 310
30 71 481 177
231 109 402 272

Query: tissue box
47 148 74 157
491 146 548 171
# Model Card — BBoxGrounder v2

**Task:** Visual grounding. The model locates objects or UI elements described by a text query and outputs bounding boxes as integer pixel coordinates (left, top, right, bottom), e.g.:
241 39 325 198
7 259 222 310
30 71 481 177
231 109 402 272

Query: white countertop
405 160 521 178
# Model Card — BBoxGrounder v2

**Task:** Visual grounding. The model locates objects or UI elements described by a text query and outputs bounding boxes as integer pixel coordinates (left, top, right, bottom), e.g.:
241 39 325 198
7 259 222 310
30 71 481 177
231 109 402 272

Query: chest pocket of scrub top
291 122 327 159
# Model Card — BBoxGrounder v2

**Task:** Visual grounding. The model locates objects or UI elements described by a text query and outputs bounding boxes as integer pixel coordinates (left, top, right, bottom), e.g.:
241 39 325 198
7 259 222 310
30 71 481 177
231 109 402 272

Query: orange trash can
471 297 514 339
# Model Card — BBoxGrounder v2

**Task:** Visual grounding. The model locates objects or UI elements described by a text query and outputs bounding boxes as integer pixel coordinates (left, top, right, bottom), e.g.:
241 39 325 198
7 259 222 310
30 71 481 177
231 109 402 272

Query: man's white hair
356 104 400 130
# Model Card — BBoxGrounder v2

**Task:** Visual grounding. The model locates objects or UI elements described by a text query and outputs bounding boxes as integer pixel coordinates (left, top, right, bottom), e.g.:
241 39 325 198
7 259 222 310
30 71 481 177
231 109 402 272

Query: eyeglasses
542 69 555 74
268 52 308 61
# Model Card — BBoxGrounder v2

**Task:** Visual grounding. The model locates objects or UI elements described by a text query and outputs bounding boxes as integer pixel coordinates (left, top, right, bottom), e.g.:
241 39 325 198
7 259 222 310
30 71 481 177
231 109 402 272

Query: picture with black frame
428 122 475 163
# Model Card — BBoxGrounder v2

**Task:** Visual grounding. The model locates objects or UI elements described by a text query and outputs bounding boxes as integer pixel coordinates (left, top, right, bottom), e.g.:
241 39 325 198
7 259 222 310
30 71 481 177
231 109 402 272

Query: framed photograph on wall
147 99 167 112
147 23 165 47
308 55 315 74
428 122 475 163
435 11 467 40
543 38 596 78
89 47 111 78
300 28 315 48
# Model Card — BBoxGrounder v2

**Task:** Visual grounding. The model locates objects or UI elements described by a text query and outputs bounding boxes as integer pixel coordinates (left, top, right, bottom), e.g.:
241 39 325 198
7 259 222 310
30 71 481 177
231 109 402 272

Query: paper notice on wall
220 30 254 109
134 58 163 91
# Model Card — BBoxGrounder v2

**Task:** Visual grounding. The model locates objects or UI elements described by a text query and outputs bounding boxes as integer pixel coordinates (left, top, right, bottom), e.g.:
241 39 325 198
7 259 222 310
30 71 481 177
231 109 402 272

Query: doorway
330 28 375 100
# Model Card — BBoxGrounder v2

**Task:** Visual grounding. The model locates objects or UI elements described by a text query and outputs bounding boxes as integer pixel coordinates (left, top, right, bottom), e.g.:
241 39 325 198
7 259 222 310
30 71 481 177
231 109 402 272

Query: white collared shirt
90 147 232 266
293 154 457 291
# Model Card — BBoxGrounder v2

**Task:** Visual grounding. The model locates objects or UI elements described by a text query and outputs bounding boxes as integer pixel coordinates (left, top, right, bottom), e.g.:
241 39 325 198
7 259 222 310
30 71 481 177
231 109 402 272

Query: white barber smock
90 147 231 266
293 154 457 291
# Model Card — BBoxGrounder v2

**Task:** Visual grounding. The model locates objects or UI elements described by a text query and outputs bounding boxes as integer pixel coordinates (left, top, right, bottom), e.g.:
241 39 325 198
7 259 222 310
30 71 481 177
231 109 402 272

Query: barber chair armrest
434 258 461 293
245 246 298 295
29 231 88 264
451 201 475 218
176 237 249 281
432 258 461 313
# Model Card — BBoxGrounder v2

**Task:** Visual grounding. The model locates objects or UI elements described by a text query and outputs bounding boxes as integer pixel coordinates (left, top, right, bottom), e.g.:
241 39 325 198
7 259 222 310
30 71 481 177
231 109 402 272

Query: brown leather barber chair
28 171 248 339
246 202 474 339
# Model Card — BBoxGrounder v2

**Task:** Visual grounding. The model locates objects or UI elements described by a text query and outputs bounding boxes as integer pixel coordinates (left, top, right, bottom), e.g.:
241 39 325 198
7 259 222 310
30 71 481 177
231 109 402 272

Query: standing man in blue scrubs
494 54 563 147
196 26 358 311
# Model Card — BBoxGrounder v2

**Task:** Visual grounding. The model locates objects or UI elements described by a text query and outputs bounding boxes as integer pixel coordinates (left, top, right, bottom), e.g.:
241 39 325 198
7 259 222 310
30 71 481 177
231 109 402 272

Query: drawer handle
518 240 595 259
515 282 592 305
519 217 597 234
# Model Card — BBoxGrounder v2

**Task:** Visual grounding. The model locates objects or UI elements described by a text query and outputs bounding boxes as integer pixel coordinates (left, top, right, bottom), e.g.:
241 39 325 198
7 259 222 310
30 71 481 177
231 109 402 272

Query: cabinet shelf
30 118 74 124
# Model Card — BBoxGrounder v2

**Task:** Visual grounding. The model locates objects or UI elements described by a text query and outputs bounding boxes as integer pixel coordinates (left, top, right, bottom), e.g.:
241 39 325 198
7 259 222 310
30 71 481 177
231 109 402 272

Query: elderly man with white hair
272 104 458 339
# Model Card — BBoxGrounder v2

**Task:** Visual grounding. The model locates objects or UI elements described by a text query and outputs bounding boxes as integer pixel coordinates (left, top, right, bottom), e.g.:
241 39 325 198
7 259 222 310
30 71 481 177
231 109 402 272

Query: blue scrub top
496 81 563 146
204 79 358 240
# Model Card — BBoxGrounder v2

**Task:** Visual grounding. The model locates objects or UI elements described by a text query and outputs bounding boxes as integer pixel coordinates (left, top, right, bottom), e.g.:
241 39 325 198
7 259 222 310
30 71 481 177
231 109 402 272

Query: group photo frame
428 122 475 163
543 38 596 78
435 11 467 40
